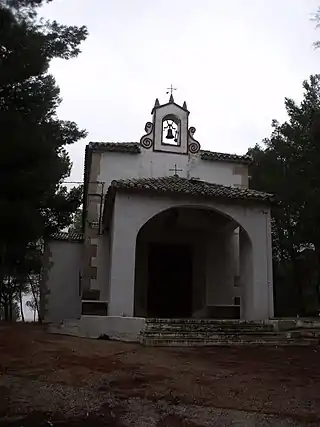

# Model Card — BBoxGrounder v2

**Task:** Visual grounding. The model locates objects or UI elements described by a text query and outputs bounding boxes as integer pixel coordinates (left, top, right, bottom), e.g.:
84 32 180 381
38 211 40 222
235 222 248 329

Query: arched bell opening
134 206 253 319
161 114 181 146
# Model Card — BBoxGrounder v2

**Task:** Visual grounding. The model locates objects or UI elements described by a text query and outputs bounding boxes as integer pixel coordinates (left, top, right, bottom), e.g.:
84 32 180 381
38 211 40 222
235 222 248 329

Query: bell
166 128 174 139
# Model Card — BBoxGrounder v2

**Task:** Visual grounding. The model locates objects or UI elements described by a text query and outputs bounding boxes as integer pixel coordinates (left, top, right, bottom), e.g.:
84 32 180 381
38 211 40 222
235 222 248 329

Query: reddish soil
0 322 320 426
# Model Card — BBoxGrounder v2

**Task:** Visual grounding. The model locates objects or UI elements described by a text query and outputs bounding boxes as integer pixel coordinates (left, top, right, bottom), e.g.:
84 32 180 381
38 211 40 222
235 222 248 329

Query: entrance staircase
139 318 320 346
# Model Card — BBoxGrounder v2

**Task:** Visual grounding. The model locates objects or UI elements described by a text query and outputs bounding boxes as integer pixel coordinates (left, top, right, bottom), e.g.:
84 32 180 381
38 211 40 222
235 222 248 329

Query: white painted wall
206 233 233 306
90 145 248 303
97 150 244 190
107 192 273 320
205 230 243 313
45 241 82 324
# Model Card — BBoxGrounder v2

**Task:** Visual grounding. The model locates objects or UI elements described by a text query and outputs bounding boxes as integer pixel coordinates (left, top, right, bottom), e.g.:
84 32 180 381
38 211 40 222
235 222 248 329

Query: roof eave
200 151 252 165
111 185 273 206
88 142 141 154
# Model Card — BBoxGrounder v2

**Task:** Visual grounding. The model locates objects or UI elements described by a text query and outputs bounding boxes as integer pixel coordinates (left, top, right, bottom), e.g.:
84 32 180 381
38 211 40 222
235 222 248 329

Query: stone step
145 325 274 334
140 337 319 347
145 323 274 332
286 329 320 339
140 319 320 346
145 319 273 327
143 330 280 338
145 318 269 324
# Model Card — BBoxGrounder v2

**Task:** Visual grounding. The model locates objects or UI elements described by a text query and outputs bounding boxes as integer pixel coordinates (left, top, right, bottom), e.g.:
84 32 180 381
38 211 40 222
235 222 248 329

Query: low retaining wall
78 316 146 342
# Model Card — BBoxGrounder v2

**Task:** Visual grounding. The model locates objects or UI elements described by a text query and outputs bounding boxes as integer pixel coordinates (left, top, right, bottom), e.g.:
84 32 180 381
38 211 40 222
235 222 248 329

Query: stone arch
130 199 256 243
133 204 253 319
108 193 272 320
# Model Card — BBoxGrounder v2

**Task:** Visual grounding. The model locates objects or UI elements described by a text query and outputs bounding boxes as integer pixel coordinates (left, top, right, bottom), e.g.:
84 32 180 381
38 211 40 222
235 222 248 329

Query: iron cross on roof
169 164 183 177
166 84 177 96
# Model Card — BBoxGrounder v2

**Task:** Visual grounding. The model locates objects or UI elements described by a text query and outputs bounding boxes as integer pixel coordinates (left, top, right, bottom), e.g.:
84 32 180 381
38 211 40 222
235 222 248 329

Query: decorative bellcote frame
139 95 200 155
140 122 154 149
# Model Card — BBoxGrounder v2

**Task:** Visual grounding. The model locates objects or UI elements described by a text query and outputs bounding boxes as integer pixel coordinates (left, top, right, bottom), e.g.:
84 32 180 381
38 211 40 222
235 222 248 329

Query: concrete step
145 318 270 324
140 319 320 346
143 330 280 338
286 329 320 339
140 337 319 347
144 325 274 333
145 319 273 328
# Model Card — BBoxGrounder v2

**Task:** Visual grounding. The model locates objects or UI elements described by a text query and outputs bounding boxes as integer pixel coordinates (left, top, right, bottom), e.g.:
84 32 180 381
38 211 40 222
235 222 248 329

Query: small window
234 297 241 306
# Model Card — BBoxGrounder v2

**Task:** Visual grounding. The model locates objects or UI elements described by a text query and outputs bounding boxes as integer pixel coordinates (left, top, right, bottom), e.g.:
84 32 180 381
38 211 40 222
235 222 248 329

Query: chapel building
41 94 274 341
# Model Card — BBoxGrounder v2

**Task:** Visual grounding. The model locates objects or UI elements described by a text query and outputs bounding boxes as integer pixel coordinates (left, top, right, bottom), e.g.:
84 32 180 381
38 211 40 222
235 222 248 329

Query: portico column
239 228 253 319
108 206 138 317
240 209 273 320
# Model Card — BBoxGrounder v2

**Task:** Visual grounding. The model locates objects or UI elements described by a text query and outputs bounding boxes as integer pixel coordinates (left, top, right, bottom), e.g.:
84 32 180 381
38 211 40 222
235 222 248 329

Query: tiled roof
110 176 273 203
200 150 252 164
50 231 84 242
88 142 141 153
87 142 251 164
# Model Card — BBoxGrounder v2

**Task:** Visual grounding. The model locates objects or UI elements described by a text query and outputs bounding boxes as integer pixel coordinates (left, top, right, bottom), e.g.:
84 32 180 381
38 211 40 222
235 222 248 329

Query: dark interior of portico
134 206 244 319
147 242 193 318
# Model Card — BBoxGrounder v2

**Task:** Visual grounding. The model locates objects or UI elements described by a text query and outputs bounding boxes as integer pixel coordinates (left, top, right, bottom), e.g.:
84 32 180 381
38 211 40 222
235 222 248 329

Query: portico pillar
108 206 138 317
240 210 273 320
239 228 253 319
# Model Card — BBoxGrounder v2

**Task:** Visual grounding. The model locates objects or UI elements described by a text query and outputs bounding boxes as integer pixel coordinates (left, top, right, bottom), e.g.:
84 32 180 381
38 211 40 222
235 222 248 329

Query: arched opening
162 114 181 145
134 206 253 319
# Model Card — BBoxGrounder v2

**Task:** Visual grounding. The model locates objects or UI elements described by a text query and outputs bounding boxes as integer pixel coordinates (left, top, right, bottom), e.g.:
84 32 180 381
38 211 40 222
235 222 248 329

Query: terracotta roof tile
50 231 84 242
200 150 252 164
88 142 141 153
110 176 272 204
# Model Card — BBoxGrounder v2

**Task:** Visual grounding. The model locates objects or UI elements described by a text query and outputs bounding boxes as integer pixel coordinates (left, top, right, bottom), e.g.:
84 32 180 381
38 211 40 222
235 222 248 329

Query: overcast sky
39 0 320 182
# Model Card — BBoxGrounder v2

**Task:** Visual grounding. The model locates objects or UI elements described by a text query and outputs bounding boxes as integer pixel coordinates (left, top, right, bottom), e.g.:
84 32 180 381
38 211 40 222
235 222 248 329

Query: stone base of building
49 316 320 346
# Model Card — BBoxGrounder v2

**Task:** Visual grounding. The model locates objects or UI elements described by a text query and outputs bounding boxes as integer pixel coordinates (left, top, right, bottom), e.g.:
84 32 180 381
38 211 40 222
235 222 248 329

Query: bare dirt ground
0 323 320 426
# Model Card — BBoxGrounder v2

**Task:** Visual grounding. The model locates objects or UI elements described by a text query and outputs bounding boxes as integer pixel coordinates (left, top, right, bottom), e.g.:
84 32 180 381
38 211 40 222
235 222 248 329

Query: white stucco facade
43 95 274 340
42 240 82 324
106 193 273 321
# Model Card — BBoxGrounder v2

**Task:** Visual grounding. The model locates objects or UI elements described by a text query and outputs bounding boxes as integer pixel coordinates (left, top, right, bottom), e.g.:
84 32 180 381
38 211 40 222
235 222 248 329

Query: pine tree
0 0 88 319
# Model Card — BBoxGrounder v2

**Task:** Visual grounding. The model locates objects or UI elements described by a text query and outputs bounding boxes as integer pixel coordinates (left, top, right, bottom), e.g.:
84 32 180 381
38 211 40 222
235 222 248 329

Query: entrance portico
105 176 273 321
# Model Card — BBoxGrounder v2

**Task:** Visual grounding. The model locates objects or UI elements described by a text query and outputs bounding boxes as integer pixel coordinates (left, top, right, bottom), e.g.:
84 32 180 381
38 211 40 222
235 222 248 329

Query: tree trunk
28 276 40 322
3 297 9 321
315 248 320 311
19 286 25 322
7 276 13 321
0 242 6 311
9 293 13 321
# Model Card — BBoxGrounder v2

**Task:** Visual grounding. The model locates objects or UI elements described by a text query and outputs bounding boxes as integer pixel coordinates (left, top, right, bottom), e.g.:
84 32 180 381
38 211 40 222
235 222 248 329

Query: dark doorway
147 242 193 318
